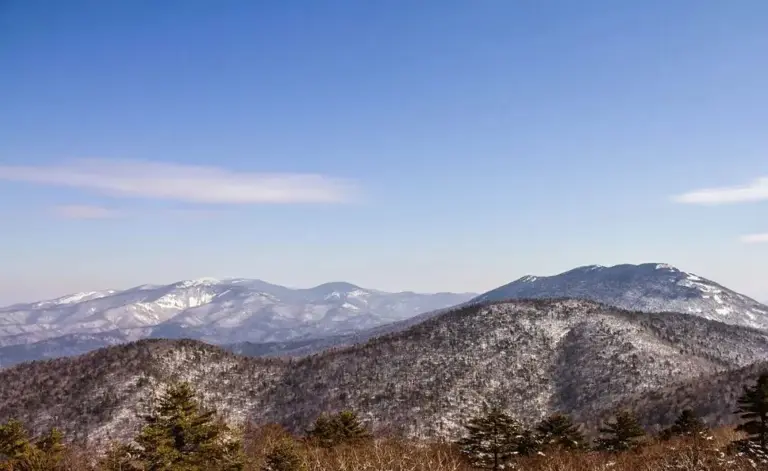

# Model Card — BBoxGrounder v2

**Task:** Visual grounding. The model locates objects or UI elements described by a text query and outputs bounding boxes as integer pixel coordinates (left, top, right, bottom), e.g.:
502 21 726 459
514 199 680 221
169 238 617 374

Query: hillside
2 299 768 444
472 263 768 330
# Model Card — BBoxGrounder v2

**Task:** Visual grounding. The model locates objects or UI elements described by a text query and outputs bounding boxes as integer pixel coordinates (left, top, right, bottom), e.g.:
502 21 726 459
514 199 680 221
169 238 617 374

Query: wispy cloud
52 205 121 219
0 159 358 204
673 177 768 205
740 233 768 244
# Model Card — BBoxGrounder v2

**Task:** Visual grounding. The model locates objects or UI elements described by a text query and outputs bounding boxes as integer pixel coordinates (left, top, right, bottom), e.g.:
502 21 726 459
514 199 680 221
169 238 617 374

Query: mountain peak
651 262 678 271
473 262 768 330
564 264 606 274
174 277 221 288
308 281 364 293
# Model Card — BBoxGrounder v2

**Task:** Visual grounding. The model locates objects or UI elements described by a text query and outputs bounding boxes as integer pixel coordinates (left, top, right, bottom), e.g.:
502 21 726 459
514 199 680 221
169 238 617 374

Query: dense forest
3 375 768 471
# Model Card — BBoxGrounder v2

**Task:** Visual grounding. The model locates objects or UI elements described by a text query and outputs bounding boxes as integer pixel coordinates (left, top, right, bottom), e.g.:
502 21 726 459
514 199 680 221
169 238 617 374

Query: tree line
2 374 768 470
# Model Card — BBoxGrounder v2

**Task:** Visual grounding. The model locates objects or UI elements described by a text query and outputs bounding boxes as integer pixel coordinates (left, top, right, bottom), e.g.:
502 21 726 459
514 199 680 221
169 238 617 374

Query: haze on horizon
1 1 767 305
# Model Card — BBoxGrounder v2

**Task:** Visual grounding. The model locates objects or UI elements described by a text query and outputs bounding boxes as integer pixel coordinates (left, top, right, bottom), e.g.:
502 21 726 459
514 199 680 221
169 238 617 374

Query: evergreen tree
735 373 768 453
262 438 306 471
660 409 708 440
0 419 31 462
515 429 543 456
0 419 66 471
457 406 523 470
306 410 371 448
99 442 143 471
28 428 66 470
305 414 335 448
332 411 371 443
594 410 646 452
134 382 245 470
536 413 586 451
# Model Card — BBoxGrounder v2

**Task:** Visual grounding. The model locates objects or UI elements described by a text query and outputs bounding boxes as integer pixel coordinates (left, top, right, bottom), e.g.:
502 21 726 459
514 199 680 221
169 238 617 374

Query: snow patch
177 278 220 288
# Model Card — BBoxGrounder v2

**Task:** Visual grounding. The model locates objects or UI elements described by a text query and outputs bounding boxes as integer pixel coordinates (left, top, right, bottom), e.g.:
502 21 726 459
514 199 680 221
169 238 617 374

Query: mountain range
2 298 768 445
0 279 474 366
1 262 767 368
228 263 768 358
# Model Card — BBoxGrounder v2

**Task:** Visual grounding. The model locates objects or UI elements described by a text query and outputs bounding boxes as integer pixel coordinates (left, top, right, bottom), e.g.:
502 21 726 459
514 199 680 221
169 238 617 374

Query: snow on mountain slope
0 279 475 349
471 262 768 330
3 299 768 442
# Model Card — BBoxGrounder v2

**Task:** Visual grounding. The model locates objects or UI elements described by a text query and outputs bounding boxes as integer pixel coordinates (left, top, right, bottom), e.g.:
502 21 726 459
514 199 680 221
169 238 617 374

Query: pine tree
594 410 646 452
305 414 336 448
99 442 143 471
332 411 371 443
536 413 586 451
0 420 66 471
735 373 768 453
28 428 66 470
0 419 31 462
262 438 306 471
134 382 245 470
515 429 543 456
306 410 371 448
457 406 523 470
34 428 64 458
660 409 708 440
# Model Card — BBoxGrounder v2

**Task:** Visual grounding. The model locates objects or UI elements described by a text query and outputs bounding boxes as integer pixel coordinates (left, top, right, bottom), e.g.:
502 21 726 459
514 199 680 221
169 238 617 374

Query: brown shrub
1 423 763 470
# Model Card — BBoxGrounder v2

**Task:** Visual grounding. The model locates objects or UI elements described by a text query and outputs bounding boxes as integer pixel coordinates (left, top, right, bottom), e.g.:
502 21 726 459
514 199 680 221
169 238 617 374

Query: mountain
227 304 456 358
2 299 768 443
0 279 474 366
472 263 768 330
0 304 452 367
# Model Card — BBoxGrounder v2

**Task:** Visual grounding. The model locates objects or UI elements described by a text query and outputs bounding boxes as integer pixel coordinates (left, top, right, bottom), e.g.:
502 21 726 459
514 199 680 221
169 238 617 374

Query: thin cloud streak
52 205 121 219
673 177 768 205
0 159 358 204
740 233 768 244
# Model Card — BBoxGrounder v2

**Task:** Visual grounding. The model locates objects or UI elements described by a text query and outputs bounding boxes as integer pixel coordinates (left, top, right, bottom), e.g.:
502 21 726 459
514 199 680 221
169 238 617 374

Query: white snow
0 279 475 350
34 291 110 307
177 277 220 288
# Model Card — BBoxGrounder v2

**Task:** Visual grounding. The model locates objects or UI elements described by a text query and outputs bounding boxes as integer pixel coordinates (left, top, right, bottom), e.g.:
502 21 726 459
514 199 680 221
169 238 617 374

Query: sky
1 0 768 305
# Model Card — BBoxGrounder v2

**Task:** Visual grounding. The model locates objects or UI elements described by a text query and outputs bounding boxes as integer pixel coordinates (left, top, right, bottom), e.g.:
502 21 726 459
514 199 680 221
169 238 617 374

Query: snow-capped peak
655 263 679 271
175 278 221 288
33 291 113 307
0 278 476 362
471 262 768 331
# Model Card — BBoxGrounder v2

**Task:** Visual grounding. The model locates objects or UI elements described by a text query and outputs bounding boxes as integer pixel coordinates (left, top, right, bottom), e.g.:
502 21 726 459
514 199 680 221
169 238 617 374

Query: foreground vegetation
3 374 768 470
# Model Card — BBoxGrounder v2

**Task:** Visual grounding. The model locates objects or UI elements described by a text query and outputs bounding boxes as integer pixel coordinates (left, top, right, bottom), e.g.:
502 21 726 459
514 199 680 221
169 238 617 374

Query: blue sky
1 0 767 304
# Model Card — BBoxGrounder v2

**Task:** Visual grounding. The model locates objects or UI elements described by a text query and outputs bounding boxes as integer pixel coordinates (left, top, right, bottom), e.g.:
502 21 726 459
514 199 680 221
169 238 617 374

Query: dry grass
238 425 761 471
5 424 763 470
